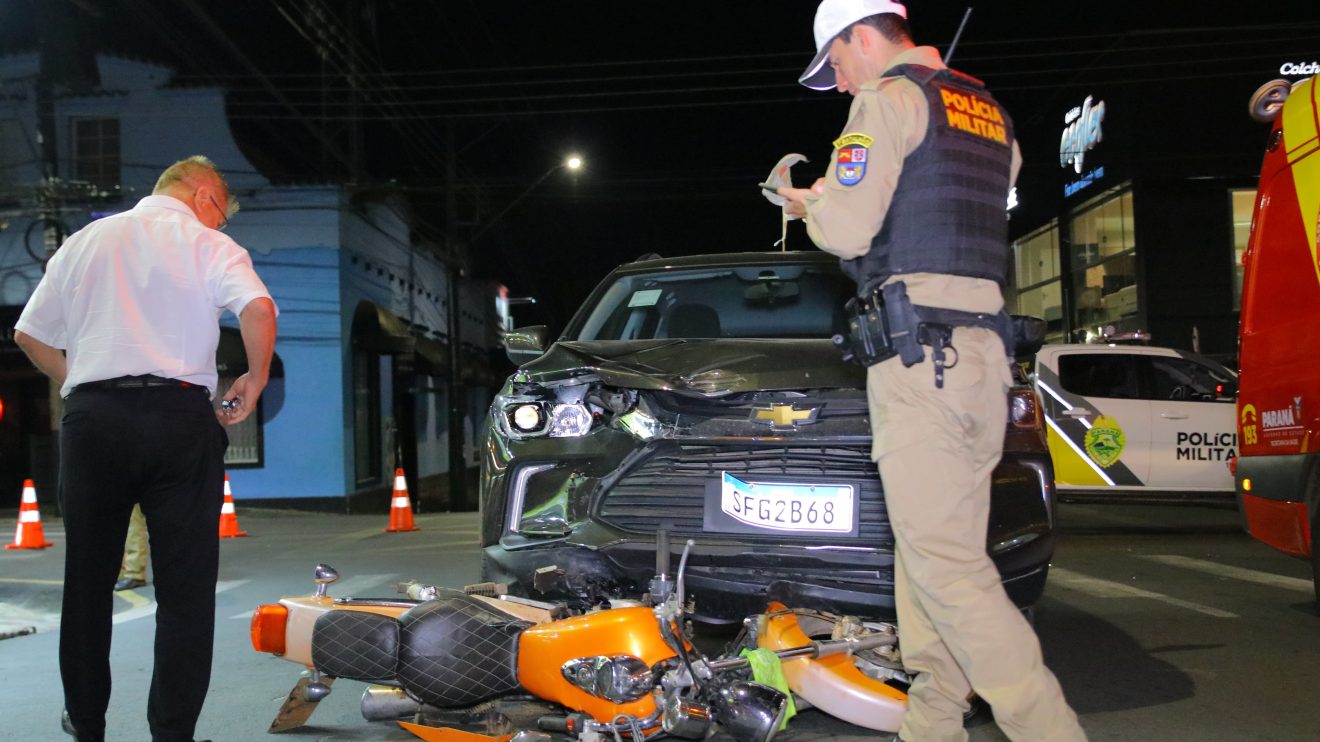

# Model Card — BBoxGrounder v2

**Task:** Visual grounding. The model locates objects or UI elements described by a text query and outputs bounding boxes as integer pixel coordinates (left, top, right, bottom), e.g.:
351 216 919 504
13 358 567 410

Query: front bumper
484 531 1052 623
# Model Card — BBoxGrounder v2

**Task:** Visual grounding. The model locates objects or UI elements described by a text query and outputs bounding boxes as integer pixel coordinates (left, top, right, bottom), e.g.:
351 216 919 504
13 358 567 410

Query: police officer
778 2 1087 740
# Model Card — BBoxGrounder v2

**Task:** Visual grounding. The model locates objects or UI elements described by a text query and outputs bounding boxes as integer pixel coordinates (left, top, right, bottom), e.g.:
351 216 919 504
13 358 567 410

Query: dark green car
480 251 1056 622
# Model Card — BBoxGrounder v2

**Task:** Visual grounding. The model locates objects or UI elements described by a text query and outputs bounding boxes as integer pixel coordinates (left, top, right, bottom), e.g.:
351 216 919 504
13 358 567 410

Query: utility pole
446 121 467 511
32 0 100 510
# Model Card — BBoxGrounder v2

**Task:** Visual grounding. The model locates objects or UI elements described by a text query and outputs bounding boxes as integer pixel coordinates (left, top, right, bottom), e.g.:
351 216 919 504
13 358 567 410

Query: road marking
228 573 396 619
112 579 250 625
115 589 151 609
1049 567 1238 618
1137 555 1313 593
0 577 64 586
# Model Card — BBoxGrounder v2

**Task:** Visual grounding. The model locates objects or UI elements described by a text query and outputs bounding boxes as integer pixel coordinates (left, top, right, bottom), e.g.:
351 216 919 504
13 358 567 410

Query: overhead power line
166 20 1320 81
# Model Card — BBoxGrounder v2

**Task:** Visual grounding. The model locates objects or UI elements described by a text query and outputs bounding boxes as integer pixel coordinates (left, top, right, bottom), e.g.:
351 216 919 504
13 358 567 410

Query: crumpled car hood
516 339 865 394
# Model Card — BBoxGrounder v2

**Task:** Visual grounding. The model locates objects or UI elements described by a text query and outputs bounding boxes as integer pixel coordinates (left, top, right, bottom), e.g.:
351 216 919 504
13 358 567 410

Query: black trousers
59 386 227 742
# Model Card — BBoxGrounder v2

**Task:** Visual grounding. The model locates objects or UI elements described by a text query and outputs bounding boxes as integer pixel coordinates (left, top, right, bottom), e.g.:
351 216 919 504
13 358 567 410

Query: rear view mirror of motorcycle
649 528 674 606
674 539 696 613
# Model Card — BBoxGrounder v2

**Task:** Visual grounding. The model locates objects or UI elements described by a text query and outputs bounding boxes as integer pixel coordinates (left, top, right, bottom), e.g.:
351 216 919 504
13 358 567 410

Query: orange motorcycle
251 537 910 741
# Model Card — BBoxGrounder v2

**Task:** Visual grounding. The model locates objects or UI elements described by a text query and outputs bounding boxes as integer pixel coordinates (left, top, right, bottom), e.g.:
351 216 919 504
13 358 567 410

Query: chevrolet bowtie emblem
751 404 820 429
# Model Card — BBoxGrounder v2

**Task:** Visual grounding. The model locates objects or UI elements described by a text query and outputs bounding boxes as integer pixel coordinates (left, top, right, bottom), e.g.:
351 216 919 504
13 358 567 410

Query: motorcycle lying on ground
250 533 913 741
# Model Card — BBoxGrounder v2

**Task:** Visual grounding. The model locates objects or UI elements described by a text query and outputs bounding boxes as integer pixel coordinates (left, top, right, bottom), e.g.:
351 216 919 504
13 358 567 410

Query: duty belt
831 281 1012 388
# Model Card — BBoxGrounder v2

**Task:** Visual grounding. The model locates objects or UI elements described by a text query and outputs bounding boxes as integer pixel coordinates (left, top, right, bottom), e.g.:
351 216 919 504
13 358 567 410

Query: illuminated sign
1064 166 1105 197
1060 95 1106 174
1280 61 1319 76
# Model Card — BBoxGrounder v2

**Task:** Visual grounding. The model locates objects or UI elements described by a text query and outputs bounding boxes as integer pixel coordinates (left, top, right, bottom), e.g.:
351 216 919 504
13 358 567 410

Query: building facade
0 54 504 510
1006 38 1319 363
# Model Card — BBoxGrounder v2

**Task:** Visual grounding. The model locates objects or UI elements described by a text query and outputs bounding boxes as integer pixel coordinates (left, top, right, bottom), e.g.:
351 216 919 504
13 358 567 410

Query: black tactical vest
842 65 1015 293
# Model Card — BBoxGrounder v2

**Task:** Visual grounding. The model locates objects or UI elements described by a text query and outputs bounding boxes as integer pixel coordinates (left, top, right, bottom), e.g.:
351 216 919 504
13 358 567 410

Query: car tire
1310 506 1319 613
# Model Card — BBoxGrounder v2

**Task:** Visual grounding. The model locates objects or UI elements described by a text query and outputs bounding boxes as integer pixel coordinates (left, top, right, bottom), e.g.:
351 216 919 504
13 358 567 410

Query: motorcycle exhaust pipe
360 685 420 721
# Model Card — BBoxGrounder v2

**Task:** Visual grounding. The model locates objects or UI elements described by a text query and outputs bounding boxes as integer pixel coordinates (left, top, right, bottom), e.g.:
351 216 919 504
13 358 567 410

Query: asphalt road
1 501 1316 741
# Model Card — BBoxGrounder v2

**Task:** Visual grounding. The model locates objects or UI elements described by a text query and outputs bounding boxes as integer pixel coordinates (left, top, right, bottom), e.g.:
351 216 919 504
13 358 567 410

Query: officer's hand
777 187 813 219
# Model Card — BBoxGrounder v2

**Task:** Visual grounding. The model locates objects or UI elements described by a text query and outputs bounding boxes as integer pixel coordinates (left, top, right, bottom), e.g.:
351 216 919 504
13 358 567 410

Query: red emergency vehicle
1235 73 1319 604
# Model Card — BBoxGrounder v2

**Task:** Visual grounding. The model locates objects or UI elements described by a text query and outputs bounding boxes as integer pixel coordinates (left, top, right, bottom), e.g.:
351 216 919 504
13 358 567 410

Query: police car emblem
833 132 873 186
1084 415 1126 468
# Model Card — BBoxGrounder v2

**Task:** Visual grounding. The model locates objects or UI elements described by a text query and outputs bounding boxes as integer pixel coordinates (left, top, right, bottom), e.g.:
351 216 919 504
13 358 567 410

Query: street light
470 155 583 242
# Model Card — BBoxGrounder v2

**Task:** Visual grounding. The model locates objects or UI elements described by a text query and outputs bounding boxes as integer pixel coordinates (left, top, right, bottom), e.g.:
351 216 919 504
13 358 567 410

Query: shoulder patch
833 133 873 186
833 133 874 149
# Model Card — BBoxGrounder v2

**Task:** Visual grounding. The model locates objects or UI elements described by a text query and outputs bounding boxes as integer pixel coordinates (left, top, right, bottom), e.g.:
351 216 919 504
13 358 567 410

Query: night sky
3 1 1319 329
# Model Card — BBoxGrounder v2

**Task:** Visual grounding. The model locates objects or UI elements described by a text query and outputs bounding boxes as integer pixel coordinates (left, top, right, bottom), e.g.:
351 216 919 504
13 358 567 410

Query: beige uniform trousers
118 503 148 582
868 327 1085 742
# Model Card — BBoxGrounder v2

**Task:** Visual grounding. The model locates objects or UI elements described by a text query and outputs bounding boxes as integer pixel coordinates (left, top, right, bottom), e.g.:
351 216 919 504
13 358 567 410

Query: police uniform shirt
16 195 276 398
803 46 1022 315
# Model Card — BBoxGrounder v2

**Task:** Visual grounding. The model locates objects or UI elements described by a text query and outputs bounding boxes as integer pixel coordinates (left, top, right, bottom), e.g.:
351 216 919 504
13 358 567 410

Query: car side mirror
1011 315 1047 358
505 325 550 365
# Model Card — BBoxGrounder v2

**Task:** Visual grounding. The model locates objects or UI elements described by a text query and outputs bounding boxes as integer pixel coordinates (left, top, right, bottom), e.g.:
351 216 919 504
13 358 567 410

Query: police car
1031 343 1238 502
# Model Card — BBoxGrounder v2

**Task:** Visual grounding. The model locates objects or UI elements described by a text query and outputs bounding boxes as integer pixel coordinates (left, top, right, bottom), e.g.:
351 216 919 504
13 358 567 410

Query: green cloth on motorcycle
738 647 797 728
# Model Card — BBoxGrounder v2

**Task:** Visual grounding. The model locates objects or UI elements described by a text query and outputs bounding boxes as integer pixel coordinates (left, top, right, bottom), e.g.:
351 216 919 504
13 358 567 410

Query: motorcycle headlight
562 655 654 703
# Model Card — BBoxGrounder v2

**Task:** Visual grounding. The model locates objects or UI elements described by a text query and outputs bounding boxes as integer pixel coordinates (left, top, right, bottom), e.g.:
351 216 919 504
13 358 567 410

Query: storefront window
1070 189 1137 330
1230 189 1254 309
1012 222 1064 340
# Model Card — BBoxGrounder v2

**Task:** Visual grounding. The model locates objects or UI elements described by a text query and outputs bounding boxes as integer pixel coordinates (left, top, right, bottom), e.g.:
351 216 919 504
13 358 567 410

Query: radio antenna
945 8 973 65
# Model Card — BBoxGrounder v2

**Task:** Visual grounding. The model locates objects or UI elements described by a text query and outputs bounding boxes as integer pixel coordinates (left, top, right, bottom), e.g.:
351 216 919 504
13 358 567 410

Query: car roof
1039 344 1182 356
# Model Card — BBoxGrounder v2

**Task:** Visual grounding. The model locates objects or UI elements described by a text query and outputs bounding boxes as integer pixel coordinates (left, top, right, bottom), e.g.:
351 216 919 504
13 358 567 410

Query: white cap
799 0 908 90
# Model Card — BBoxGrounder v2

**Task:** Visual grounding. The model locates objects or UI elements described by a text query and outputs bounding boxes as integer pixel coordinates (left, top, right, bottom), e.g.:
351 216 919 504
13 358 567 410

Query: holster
881 281 925 366
831 294 896 367
835 280 1017 388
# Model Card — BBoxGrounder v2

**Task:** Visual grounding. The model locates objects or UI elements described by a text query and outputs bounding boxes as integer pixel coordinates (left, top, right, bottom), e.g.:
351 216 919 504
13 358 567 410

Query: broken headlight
497 382 636 440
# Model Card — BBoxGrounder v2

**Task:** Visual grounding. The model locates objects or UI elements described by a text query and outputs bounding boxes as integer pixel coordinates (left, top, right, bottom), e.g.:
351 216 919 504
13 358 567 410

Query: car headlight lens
500 400 596 439
497 382 637 440
548 403 593 437
510 404 545 433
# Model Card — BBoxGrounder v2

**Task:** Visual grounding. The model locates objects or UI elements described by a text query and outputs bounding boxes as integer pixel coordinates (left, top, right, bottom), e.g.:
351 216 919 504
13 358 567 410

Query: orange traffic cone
386 468 418 533
218 474 248 538
6 479 53 550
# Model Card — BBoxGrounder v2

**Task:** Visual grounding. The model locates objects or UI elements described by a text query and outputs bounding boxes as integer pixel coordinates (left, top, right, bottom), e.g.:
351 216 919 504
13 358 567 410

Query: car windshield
572 264 856 341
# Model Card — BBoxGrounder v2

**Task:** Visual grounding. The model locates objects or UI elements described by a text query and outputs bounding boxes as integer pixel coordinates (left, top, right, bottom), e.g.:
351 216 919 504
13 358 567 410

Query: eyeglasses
204 191 230 232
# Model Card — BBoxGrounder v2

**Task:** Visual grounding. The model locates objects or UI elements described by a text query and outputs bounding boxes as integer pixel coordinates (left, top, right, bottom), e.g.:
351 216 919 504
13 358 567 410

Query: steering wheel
1168 385 1189 401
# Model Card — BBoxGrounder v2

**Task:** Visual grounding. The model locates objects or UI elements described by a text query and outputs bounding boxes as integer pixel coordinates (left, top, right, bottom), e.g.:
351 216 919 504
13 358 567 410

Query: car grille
596 444 891 543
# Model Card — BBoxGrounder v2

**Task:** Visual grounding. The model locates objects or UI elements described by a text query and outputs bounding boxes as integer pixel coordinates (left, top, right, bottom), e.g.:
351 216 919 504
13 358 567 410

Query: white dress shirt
16 195 276 398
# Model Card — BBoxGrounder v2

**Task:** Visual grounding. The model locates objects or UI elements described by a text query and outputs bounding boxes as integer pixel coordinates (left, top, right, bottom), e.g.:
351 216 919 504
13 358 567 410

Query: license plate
708 472 856 534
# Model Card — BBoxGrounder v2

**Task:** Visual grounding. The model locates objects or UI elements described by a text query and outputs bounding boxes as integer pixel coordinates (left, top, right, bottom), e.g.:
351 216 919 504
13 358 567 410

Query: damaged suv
480 251 1056 622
